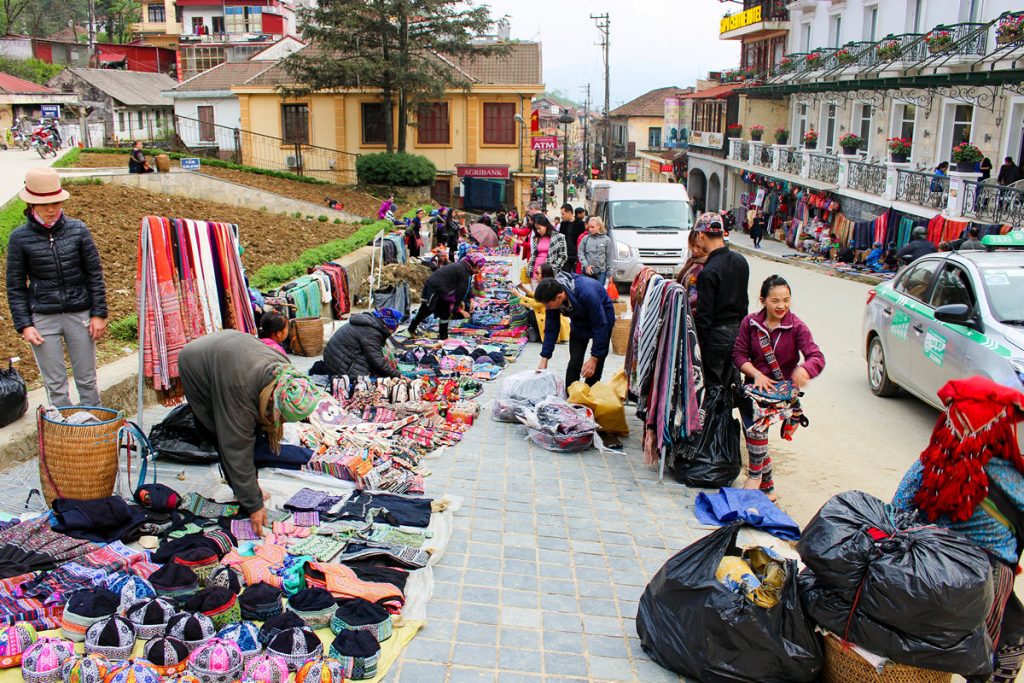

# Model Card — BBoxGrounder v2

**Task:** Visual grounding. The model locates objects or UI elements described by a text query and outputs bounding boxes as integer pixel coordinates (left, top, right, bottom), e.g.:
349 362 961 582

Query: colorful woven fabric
221 544 288 589
305 563 404 613
287 536 346 563
182 493 240 520
330 599 392 642
273 366 320 424
187 637 244 682
230 520 262 542
0 621 36 668
327 630 380 680
100 659 163 683
59 653 109 683
291 511 320 527
295 657 348 683
21 637 75 683
243 653 289 683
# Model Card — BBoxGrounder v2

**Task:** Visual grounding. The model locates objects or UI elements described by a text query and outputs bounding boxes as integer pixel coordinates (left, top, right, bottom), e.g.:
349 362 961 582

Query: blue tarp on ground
694 487 800 541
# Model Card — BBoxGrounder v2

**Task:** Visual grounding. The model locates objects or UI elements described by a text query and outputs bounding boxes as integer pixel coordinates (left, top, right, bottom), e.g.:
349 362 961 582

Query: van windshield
609 200 692 230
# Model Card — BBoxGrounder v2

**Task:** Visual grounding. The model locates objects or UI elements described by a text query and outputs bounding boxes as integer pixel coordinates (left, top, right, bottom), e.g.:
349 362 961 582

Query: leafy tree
0 56 64 84
283 0 508 153
96 0 141 44
16 0 89 38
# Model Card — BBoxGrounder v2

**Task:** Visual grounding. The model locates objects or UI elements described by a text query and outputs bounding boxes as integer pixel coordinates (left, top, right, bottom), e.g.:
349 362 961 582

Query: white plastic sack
491 370 565 423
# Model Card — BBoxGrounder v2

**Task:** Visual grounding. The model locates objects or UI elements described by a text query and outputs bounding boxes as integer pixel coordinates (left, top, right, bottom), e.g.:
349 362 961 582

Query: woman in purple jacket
732 275 825 500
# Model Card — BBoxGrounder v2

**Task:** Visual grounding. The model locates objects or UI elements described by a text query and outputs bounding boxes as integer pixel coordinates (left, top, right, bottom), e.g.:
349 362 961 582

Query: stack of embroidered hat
0 621 37 668
287 587 337 630
165 612 216 652
106 575 157 613
328 630 381 680
295 657 348 683
59 653 109 683
125 597 179 640
216 621 262 663
173 548 220 587
184 587 240 629
187 638 244 683
258 611 304 647
239 582 283 622
242 654 289 683
150 563 200 605
266 627 323 671
84 616 136 661
60 588 120 642
144 637 191 676
21 637 76 683
330 598 393 642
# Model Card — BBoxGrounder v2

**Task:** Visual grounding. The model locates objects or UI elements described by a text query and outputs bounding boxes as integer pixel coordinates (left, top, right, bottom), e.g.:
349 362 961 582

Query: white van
588 182 693 287
544 167 559 184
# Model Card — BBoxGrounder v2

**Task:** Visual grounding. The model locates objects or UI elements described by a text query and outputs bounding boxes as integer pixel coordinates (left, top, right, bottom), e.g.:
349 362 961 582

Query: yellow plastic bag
567 381 629 435
520 265 531 285
609 369 628 403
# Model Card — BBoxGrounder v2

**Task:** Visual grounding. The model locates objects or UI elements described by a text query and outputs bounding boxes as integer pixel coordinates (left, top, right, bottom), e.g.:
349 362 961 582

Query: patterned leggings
978 559 1024 683
743 423 774 493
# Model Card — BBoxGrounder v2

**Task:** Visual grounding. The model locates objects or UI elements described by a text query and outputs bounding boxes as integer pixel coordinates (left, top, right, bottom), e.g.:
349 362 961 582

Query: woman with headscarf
179 330 321 536
322 307 402 379
675 230 708 310
407 253 486 339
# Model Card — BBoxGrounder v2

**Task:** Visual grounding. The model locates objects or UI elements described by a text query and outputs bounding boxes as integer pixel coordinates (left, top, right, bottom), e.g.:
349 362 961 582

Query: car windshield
979 265 1024 323
609 200 692 230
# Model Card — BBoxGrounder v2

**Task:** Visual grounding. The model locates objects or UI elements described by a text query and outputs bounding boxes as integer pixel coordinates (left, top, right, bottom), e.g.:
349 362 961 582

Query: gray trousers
30 310 101 407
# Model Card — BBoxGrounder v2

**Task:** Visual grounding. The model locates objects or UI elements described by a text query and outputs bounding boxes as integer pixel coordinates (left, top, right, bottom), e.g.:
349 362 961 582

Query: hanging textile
138 216 256 405
315 263 351 318
280 277 322 319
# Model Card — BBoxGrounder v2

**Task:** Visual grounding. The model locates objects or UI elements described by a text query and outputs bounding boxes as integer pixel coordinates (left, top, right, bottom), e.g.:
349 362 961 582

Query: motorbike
10 118 31 150
30 129 58 159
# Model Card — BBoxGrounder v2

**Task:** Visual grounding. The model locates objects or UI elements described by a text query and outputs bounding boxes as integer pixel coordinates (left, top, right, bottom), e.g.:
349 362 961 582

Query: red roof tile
0 72 56 94
679 82 745 99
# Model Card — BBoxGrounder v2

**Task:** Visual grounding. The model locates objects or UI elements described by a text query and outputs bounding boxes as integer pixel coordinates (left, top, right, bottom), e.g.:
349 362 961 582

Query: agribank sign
456 164 510 179
721 5 762 33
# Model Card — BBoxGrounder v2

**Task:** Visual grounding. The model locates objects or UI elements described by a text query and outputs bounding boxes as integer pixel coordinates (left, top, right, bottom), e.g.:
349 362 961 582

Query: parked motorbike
10 118 31 150
30 129 58 159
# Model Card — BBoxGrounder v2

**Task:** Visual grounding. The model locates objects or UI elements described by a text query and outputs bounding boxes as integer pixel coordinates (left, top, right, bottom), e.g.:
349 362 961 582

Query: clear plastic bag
490 370 564 423
518 399 600 452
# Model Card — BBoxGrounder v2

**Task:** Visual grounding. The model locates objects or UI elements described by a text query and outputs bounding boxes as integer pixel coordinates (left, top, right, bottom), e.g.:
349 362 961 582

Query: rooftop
680 82 746 99
609 86 693 118
172 61 274 93
58 68 176 106
0 71 57 95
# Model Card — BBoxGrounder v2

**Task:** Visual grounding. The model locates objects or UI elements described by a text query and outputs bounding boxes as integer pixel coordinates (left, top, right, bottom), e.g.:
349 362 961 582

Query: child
258 310 290 356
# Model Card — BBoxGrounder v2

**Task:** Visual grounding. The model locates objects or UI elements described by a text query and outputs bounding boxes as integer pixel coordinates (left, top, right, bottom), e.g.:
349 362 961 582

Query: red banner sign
530 135 559 151
661 163 674 172
456 165 510 179
530 109 539 136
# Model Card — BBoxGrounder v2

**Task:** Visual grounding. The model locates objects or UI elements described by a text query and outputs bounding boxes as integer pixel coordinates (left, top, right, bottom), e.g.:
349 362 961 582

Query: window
118 111 125 132
895 260 940 302
416 102 449 145
361 102 387 145
961 0 981 22
864 6 878 41
483 102 515 145
648 127 662 149
211 16 224 33
137 111 144 129
147 4 165 23
155 110 161 126
197 105 215 142
829 15 842 47
180 45 226 79
191 17 204 34
801 23 811 52
225 6 261 33
796 103 808 142
951 104 973 156
929 265 976 310
898 103 916 141
281 104 309 144
856 104 872 149
909 0 924 32
824 104 837 151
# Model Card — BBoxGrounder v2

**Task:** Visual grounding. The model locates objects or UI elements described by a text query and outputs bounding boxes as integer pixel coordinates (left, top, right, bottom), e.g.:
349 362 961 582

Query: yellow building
230 42 544 211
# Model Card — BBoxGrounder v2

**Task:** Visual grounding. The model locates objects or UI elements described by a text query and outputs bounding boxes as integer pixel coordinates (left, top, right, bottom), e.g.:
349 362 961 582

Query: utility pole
580 84 590 177
87 0 96 68
591 13 610 180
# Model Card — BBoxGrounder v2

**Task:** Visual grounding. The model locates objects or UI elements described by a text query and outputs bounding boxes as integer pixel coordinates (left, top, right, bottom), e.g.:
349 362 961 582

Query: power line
590 13 609 180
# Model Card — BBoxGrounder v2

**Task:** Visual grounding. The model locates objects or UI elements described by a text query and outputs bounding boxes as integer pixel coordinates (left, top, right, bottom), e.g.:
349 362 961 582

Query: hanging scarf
31 208 63 228
915 377 1024 523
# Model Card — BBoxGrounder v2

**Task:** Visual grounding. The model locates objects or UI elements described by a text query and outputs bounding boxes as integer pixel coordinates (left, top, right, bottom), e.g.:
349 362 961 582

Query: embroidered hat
20 637 75 683
134 483 182 513
287 588 337 630
84 615 136 660
463 253 486 270
163 675 202 683
0 621 37 668
107 575 157 613
242 654 289 683
165 612 216 652
258 611 304 646
150 563 200 603
693 211 725 233
125 597 179 640
186 638 244 683
273 366 320 423
172 549 220 587
103 660 163 683
61 588 120 642
328 630 380 680
330 598 393 642
183 588 240 629
267 627 323 672
372 308 402 332
295 657 348 683
206 566 244 596
59 653 109 683
215 622 261 663
144 636 191 676
19 167 70 204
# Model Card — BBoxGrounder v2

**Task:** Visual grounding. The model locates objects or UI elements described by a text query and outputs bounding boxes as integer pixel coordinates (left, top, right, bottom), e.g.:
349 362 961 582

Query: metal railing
751 143 771 168
808 154 839 184
170 114 359 184
848 160 887 195
775 147 801 176
895 168 948 208
823 41 875 73
963 181 1024 226
729 140 749 162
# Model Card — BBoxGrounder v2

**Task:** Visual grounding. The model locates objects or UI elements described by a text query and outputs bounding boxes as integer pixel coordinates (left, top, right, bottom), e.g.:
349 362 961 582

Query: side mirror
934 303 978 328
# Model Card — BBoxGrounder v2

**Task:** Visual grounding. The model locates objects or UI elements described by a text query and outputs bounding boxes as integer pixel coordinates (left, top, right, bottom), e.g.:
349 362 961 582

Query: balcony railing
848 160 887 195
774 147 801 176
963 181 1024 226
730 140 750 162
751 143 771 168
822 41 875 73
808 154 839 184
895 169 949 209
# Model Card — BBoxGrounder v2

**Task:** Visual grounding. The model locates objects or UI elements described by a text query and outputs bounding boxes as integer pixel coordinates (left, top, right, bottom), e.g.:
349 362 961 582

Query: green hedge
81 148 331 186
51 147 81 168
0 199 27 255
356 152 436 187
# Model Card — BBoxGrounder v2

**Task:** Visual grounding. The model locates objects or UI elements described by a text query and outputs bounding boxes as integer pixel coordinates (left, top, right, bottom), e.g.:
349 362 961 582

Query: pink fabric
732 309 826 380
533 236 550 277
260 338 287 356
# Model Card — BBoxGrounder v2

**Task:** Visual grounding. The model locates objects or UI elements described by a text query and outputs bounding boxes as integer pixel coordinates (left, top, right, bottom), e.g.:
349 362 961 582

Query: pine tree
282 0 509 153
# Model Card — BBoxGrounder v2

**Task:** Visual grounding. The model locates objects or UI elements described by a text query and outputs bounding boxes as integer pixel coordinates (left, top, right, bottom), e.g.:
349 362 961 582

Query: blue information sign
180 157 201 170
40 104 61 119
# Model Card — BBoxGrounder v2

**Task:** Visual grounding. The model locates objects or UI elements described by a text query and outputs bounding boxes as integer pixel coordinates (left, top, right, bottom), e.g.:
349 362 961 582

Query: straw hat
19 168 70 204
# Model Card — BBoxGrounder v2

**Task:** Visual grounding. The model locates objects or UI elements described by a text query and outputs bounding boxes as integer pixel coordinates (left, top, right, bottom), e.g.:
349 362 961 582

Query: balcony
132 21 182 36
808 154 839 184
895 169 948 209
720 0 789 40
963 181 1024 226
848 160 887 196
773 147 801 176
729 140 750 162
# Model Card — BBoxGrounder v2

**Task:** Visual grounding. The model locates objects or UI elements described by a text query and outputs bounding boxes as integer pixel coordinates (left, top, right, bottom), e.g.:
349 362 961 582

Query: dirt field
73 153 385 218
1 183 362 388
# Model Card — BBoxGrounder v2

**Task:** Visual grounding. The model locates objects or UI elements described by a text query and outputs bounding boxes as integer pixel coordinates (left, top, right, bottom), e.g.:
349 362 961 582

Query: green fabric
289 277 322 318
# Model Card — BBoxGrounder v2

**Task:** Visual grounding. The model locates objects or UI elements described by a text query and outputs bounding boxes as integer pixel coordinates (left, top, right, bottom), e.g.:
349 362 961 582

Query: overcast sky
481 0 741 108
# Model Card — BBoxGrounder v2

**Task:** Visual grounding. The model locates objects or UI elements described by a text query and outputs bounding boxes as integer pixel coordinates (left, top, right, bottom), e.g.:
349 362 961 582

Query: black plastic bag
0 360 28 428
148 404 220 463
797 490 994 676
669 386 740 488
636 522 822 682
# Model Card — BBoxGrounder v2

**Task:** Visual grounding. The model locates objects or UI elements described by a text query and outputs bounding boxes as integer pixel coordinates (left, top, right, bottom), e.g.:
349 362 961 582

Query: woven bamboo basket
611 318 631 356
38 406 124 506
821 635 952 683
613 301 628 316
291 317 325 357
154 154 171 173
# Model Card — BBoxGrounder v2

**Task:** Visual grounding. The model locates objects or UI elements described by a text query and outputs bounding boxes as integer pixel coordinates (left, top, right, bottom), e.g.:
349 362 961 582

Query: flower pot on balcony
890 152 908 163
842 146 859 156
928 42 953 54
956 160 977 172
751 132 763 141
997 30 1024 45
804 141 817 150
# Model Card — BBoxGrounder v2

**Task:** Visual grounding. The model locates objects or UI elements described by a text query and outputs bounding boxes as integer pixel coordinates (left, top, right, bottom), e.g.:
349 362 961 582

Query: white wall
181 7 224 34
172 96 241 150
112 106 173 142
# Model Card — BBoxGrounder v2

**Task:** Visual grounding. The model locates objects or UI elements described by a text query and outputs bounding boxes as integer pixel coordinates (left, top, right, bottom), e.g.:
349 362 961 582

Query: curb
730 243 884 287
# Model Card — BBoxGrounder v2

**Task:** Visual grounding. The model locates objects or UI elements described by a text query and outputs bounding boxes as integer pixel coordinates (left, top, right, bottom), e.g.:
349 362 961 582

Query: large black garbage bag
148 404 220 463
797 490 994 676
0 361 28 428
636 522 822 682
669 386 740 488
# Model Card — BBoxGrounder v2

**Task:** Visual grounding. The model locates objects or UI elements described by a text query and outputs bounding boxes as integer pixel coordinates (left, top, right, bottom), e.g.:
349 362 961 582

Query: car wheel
868 336 899 397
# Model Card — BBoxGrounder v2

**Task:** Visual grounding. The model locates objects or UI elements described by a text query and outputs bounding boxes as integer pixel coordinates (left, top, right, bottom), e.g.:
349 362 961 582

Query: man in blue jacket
534 272 615 387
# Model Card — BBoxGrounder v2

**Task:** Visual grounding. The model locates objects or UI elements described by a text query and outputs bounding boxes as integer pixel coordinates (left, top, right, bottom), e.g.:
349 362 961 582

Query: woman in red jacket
732 274 825 500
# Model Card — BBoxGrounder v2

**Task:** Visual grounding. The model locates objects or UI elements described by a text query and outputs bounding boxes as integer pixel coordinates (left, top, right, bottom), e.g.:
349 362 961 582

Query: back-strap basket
38 405 125 506
821 633 952 683
291 317 325 357
611 317 631 356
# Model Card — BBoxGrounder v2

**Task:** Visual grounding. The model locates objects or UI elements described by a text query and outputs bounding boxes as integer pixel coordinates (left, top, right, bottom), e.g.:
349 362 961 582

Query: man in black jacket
694 212 749 388
895 226 937 265
560 203 584 274
322 308 402 378
6 168 107 406
407 253 485 339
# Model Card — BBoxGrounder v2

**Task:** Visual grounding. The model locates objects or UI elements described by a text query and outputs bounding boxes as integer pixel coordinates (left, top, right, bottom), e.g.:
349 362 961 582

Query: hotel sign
721 5 762 34
689 130 724 148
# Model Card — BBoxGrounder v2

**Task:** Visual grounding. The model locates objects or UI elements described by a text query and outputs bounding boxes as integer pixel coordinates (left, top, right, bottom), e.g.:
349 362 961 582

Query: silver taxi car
862 232 1024 409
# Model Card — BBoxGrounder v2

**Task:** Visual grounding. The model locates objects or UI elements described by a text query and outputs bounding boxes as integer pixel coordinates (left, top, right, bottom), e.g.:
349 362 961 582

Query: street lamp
558 110 574 205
